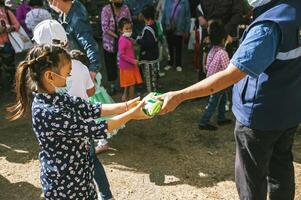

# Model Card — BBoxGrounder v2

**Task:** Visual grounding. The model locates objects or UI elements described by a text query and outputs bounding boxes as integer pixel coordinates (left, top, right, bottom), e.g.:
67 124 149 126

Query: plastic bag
89 73 124 136
8 26 33 53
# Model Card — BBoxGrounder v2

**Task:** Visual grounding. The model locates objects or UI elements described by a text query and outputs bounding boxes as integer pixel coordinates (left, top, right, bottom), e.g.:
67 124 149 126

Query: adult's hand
138 13 144 21
198 16 207 27
157 91 183 115
226 35 234 45
90 71 97 80
129 100 151 120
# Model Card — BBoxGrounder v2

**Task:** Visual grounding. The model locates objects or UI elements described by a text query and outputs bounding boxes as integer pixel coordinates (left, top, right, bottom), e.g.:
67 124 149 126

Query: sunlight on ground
0 143 29 154
1 154 301 200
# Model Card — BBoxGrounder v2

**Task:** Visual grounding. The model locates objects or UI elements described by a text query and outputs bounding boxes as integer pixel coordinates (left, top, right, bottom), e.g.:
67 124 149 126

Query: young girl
198 20 232 131
118 18 143 101
7 44 148 200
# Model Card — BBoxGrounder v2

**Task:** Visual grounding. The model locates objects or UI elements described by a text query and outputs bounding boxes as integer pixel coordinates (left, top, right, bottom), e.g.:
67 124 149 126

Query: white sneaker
159 72 166 77
176 66 183 72
164 65 172 71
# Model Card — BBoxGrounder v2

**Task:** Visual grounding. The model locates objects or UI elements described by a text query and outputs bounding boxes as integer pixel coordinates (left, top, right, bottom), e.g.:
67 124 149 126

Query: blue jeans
199 90 227 124
90 141 113 200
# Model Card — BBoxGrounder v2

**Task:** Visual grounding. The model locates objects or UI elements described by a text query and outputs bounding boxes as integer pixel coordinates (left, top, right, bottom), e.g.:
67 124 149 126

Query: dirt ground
1 52 301 200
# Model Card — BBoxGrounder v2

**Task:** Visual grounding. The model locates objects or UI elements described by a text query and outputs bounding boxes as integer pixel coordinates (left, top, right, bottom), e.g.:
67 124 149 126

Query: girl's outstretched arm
101 97 140 117
106 100 150 132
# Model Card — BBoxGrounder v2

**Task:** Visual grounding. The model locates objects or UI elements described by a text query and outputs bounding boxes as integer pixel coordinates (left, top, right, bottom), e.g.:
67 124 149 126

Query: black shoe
217 119 232 126
198 123 217 131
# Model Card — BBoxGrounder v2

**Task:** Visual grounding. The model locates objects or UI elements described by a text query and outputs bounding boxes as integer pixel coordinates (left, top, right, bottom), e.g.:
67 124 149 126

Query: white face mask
247 0 272 8
123 32 132 38
51 73 72 94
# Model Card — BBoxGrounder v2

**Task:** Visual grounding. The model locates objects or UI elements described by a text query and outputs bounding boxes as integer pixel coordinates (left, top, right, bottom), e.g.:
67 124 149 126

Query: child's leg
144 64 152 93
90 140 113 199
199 92 222 125
150 63 158 92
94 156 113 199
122 87 128 101
128 85 135 99
217 91 228 121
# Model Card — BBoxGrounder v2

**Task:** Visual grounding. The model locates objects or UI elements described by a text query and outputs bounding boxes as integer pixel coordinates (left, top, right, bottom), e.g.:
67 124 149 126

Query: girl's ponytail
7 44 71 120
7 61 31 120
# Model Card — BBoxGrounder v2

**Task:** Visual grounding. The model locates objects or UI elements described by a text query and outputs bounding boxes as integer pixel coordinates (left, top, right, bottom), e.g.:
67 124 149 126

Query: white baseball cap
33 19 68 45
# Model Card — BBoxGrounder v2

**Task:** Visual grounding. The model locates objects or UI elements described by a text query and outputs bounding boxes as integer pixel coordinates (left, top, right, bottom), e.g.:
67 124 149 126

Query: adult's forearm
178 64 246 102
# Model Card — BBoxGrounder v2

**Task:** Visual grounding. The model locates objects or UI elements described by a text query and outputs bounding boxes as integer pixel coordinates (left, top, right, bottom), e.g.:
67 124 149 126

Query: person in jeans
101 0 131 94
161 0 190 72
48 0 101 81
158 0 301 199
198 20 232 131
196 0 243 80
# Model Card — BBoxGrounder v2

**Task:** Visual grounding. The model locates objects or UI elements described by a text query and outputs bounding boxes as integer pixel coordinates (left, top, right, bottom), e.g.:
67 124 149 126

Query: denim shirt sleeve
73 18 101 72
230 21 281 78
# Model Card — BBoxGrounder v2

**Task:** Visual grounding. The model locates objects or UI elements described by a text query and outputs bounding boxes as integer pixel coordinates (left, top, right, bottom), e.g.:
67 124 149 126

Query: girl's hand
126 97 140 110
129 100 150 120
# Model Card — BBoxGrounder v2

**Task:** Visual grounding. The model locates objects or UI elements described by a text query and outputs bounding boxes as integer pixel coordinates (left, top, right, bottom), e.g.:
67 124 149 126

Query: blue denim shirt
161 0 191 34
61 0 101 72
231 22 280 78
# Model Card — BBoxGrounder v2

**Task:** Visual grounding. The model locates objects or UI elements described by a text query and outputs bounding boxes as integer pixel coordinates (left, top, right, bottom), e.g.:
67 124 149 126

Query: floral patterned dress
101 4 132 53
32 93 108 199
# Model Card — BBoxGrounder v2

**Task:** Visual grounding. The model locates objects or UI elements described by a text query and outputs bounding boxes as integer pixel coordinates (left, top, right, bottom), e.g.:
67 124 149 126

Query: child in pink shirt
118 18 142 101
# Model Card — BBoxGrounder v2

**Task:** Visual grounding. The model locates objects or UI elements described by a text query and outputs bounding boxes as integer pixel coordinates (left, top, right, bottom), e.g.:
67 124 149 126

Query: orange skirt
120 66 143 88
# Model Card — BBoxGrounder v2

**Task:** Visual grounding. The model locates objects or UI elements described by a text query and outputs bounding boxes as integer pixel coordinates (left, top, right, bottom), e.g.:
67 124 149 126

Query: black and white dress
31 93 108 200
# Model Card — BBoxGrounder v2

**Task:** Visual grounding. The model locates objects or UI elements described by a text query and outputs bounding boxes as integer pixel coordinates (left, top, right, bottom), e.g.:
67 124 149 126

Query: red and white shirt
206 46 229 77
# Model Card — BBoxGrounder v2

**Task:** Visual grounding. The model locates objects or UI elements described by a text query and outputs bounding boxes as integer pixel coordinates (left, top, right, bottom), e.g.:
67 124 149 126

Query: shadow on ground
0 175 42 199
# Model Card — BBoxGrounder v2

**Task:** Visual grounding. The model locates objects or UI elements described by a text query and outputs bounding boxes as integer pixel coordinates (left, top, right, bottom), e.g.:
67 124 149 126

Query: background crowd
2 1 301 200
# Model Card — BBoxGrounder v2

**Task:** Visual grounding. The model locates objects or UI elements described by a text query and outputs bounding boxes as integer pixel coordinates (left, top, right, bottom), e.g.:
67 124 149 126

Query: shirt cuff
230 60 259 79
89 63 100 72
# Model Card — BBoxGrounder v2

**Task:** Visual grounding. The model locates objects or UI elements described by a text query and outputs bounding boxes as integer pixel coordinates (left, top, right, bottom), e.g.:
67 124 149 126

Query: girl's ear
44 70 54 84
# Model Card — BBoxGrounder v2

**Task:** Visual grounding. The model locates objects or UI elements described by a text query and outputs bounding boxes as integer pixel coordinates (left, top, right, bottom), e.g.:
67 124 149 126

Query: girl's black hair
118 17 132 30
7 44 71 120
141 5 156 20
70 50 88 66
208 20 227 46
